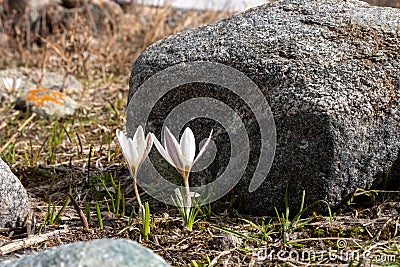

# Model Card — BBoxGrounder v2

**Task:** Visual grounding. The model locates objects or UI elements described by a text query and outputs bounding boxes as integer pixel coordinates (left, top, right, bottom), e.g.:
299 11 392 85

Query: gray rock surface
0 158 31 228
128 0 400 214
18 87 79 117
0 238 171 267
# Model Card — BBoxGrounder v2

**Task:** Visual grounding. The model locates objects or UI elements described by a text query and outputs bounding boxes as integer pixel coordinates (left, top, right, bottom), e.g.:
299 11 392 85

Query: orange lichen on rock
21 87 78 117
26 87 65 107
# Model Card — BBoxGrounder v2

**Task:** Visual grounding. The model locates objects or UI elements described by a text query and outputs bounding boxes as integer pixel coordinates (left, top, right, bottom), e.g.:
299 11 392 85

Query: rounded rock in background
0 68 81 117
0 158 31 228
17 87 79 117
88 0 124 32
27 0 124 34
2 0 27 36
0 68 82 98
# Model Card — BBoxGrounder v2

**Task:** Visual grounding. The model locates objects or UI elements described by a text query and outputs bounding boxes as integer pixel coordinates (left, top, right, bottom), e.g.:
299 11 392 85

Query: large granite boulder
127 0 400 215
0 239 171 267
0 158 30 228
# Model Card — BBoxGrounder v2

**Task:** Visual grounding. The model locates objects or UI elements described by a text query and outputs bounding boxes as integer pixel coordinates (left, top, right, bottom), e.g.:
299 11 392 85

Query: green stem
132 173 144 214
182 172 191 221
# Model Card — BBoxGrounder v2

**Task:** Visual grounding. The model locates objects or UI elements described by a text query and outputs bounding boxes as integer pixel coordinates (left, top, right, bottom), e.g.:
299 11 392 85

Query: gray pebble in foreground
127 0 400 215
0 158 30 228
0 238 171 267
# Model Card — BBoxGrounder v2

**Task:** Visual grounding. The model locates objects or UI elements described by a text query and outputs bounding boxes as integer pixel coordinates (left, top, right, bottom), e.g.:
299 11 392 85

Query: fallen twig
0 228 68 255
0 113 36 154
210 249 234 266
68 193 90 232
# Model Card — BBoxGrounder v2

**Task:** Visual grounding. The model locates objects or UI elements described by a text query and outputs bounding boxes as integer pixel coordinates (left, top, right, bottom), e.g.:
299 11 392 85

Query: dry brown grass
0 1 231 169
0 2 230 80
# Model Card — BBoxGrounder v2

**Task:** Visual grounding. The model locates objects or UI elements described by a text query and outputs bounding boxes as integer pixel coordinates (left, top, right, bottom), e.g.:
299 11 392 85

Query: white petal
133 126 146 161
3 78 12 90
15 78 22 90
132 126 144 147
180 127 196 165
116 130 127 157
193 129 213 165
164 127 185 170
137 132 154 170
116 129 135 168
116 130 128 157
145 133 154 155
116 130 126 153
128 137 139 167
153 134 176 168
190 191 200 200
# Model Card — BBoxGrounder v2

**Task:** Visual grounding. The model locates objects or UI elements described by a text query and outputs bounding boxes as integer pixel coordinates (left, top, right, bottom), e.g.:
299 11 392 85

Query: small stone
17 87 78 117
30 0 123 33
0 239 171 267
0 68 82 99
28 69 82 98
209 233 243 250
0 158 31 228
0 68 81 117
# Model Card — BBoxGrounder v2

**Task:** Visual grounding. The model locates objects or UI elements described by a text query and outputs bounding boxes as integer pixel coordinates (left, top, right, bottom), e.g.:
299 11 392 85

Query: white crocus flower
116 126 153 209
154 126 213 216
2 77 22 94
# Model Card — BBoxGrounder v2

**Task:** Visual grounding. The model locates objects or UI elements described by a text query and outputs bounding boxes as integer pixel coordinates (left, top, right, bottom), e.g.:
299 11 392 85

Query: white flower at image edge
116 126 153 178
2 77 22 93
153 126 213 177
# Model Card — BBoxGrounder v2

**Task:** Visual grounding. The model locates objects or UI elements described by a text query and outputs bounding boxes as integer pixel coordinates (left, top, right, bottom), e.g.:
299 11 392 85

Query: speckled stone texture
128 0 400 215
0 239 171 267
0 158 30 228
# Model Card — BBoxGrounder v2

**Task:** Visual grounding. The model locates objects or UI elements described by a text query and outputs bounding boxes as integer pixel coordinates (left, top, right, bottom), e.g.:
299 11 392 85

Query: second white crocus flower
2 77 22 94
116 126 153 209
153 126 213 217
154 127 213 178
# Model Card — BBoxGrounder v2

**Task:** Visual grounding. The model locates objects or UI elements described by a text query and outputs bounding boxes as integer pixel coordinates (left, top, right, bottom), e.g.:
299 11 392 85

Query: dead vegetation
0 1 399 266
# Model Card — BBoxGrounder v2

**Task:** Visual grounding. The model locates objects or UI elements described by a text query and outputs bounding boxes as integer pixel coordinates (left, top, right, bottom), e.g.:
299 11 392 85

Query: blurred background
0 0 399 77
140 0 270 11
141 0 399 11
